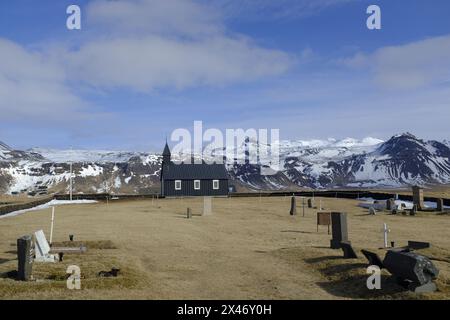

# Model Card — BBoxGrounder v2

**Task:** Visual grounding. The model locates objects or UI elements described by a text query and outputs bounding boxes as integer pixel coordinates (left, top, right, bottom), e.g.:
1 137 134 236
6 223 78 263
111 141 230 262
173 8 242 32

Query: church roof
162 162 228 180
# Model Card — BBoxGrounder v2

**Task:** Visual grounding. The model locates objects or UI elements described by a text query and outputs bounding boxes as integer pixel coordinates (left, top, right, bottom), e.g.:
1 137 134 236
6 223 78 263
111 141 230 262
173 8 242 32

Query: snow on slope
0 199 98 219
1 134 449 194
30 148 153 163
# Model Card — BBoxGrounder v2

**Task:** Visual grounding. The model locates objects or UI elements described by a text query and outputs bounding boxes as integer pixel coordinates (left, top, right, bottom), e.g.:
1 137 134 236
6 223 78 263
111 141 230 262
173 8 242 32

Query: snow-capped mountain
0 133 449 194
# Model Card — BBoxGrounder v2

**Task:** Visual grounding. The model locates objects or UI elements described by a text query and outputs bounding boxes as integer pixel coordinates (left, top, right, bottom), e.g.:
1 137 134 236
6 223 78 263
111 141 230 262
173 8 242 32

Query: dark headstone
383 250 439 291
386 199 395 211
361 249 384 268
330 212 349 249
307 198 314 209
187 208 192 219
412 186 425 211
436 198 443 212
290 196 296 216
341 241 357 259
408 241 430 250
17 235 33 281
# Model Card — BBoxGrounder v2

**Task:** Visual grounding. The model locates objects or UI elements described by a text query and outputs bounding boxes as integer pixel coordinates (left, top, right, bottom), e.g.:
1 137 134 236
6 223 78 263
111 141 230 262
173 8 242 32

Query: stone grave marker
307 198 314 209
203 197 212 216
383 250 439 293
330 212 349 249
17 235 33 281
34 230 56 262
408 241 430 250
289 196 296 216
386 199 395 211
436 199 443 212
412 186 425 211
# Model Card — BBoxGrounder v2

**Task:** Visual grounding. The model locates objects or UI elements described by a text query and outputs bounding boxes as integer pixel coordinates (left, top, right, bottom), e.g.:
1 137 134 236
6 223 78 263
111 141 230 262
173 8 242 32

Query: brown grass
0 196 449 299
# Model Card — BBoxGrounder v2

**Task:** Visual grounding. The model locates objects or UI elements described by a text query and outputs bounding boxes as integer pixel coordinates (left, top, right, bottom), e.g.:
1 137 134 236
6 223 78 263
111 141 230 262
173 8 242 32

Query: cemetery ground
0 196 449 300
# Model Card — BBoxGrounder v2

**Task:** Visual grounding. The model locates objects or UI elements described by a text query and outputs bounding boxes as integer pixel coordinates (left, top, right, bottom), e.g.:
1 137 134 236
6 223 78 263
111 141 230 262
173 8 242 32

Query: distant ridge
0 133 450 194
0 141 12 151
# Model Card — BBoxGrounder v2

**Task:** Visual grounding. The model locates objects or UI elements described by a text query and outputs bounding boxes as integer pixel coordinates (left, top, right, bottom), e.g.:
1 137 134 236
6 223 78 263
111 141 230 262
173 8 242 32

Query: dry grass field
0 196 449 300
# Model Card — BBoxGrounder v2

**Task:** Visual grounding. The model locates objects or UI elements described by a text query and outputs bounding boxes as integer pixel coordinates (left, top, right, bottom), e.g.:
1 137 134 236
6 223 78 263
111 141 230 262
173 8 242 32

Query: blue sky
0 0 449 151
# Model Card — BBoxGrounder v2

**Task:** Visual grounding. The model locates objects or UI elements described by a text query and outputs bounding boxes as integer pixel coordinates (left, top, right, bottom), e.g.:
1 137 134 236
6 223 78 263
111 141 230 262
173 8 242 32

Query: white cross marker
382 223 391 248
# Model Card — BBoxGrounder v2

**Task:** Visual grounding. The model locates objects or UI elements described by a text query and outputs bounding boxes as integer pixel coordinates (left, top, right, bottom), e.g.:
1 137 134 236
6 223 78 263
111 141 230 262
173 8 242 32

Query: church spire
162 140 171 165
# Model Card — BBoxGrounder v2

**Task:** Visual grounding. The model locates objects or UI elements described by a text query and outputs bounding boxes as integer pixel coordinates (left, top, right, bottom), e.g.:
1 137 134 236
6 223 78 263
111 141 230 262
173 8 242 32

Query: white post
382 223 390 248
49 206 55 245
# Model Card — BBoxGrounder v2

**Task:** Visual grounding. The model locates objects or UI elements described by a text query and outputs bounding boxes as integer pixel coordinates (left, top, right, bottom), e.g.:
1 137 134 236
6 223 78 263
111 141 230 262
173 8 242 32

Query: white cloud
0 39 86 121
60 0 293 92
65 35 292 92
0 0 294 121
342 35 450 90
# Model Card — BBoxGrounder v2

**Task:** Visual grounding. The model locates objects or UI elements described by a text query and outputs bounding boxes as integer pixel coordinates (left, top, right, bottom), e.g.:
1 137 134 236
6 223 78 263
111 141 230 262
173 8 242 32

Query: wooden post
187 208 192 219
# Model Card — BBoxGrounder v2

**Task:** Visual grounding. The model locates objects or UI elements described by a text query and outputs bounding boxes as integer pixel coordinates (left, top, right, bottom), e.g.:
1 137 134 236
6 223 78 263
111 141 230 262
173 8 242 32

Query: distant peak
391 132 418 140
0 141 12 151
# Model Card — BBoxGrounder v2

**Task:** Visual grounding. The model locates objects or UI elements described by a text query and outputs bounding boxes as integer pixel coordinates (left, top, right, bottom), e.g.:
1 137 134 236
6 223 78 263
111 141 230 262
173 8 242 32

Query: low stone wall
0 196 53 217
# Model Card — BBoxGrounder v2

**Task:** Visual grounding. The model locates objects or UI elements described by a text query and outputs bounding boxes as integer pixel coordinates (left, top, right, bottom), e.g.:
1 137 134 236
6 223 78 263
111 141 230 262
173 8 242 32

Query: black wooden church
160 142 229 197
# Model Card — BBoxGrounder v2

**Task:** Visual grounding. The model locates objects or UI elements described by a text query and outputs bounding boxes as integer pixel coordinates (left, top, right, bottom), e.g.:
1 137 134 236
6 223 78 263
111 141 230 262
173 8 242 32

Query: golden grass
0 196 449 299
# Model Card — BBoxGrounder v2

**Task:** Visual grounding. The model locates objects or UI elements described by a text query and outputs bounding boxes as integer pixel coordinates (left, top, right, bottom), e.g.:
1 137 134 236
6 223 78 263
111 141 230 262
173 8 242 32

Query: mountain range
1 133 449 195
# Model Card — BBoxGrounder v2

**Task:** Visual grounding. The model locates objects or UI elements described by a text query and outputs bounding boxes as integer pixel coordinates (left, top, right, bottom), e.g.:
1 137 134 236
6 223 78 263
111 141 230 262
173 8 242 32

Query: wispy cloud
210 0 356 20
341 35 450 90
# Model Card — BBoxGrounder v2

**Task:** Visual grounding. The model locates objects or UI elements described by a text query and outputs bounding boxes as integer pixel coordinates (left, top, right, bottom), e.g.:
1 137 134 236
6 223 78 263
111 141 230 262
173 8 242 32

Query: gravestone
386 198 395 211
341 241 358 259
187 208 192 219
289 196 296 216
203 197 212 216
361 249 384 268
436 198 443 212
408 241 430 250
330 212 349 249
412 186 424 211
383 250 439 293
410 204 417 216
317 212 331 233
307 198 314 209
17 235 33 281
34 230 56 262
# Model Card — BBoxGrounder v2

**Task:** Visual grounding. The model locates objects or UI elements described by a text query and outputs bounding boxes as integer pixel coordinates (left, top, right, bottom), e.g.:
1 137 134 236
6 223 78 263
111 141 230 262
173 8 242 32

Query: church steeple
162 140 171 165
